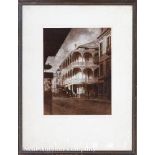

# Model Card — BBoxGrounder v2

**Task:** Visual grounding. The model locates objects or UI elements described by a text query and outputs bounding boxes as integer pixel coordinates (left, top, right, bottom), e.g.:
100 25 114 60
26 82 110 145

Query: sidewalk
53 96 111 104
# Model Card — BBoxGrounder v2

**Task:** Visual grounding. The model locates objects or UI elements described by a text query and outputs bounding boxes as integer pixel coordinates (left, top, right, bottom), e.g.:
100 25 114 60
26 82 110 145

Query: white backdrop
22 5 132 151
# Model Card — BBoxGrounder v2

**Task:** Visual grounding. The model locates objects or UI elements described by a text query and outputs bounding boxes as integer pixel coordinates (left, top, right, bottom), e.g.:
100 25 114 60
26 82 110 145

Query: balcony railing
71 61 95 67
63 78 98 85
61 61 98 74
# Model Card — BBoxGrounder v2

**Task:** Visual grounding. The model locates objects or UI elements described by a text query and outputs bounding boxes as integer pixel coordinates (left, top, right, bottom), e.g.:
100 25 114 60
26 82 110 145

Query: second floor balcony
63 61 97 72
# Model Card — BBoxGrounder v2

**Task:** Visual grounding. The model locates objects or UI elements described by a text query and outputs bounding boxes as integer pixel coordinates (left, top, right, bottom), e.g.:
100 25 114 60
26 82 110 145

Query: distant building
43 72 53 114
51 75 58 94
51 68 62 95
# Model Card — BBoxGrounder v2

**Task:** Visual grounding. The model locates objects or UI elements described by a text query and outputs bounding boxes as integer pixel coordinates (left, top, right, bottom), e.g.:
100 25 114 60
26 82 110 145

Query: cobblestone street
44 97 111 115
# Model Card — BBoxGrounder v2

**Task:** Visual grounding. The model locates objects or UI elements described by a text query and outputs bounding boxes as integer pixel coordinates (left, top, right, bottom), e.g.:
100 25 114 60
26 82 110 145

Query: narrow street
44 97 111 115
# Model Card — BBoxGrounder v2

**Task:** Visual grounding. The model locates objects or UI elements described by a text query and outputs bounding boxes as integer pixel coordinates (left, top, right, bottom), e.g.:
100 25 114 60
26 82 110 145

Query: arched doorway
83 68 93 82
72 52 82 63
83 52 93 64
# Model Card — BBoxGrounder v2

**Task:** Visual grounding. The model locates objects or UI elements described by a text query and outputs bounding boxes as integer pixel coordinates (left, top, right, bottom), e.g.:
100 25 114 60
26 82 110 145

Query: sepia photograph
43 28 111 115
20 3 136 153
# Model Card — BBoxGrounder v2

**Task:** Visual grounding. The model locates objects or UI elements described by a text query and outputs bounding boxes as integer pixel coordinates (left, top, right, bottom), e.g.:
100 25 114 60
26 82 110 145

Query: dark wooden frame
18 0 137 154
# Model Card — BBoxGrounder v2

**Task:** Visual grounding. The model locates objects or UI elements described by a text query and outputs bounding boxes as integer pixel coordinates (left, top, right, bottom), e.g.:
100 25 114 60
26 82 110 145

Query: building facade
97 28 111 99
52 28 111 99
58 41 99 98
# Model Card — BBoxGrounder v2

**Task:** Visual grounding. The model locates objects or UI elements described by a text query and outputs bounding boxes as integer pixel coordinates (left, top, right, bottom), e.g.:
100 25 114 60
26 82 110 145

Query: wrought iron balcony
63 78 98 85
71 61 95 67
61 61 98 75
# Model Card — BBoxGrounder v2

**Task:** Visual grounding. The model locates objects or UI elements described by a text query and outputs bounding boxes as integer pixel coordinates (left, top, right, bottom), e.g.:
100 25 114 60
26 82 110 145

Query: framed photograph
19 0 137 154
